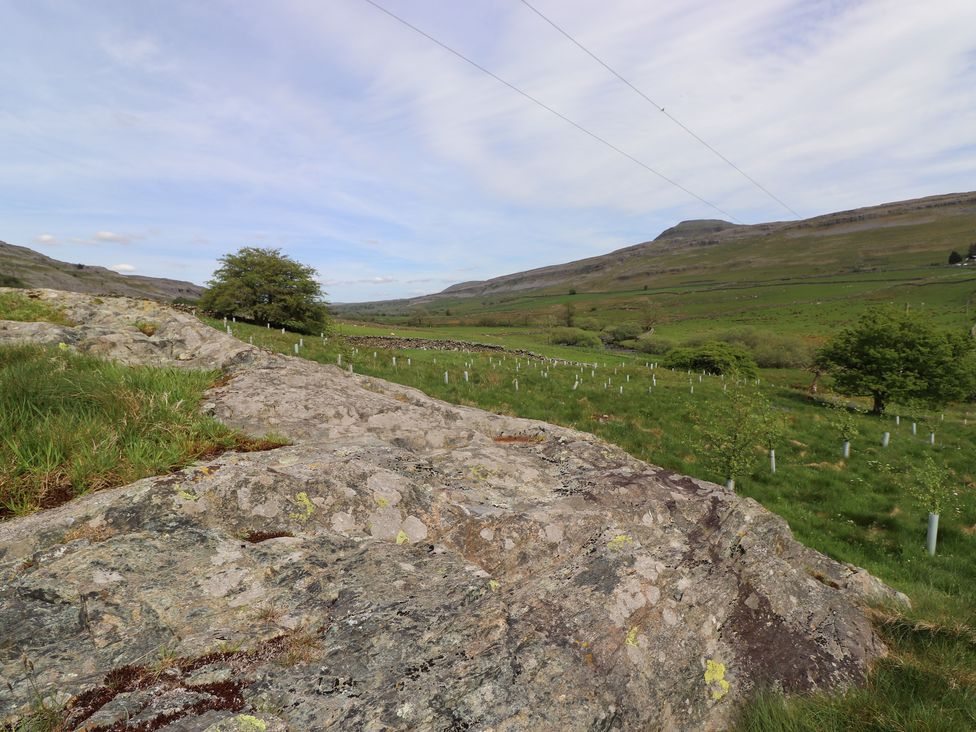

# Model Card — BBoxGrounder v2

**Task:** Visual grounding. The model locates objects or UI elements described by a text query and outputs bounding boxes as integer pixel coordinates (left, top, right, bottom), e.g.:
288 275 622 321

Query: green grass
0 344 286 518
210 315 976 728
0 291 72 325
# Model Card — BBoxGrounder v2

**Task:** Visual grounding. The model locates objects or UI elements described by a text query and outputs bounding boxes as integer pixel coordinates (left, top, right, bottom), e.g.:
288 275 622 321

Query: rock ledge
0 290 906 731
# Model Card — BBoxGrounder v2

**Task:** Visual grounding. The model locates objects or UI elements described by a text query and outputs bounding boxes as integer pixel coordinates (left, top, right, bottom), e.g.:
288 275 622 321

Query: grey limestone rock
0 290 907 731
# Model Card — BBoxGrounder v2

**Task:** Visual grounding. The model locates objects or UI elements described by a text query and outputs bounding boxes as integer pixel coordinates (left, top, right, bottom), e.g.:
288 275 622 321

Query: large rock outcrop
0 290 906 731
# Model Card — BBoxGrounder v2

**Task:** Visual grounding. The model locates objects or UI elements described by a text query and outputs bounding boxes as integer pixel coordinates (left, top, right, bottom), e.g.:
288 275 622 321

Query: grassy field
0 343 286 518
208 315 976 729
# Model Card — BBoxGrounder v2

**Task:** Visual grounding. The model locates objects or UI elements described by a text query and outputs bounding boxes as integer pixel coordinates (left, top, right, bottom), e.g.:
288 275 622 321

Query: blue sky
2 0 975 302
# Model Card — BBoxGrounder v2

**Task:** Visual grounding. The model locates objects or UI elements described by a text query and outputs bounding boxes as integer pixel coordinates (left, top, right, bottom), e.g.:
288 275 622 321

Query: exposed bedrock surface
0 290 906 731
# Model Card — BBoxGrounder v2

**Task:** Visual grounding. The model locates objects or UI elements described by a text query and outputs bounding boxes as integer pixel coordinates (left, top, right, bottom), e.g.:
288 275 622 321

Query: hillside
338 191 976 319
0 240 203 301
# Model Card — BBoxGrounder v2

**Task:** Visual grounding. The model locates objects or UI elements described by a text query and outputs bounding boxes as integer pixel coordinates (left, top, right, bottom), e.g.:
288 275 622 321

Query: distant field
342 264 976 346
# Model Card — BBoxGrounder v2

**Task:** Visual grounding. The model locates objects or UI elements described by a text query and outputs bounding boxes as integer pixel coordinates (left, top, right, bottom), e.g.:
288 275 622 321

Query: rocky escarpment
0 290 906 731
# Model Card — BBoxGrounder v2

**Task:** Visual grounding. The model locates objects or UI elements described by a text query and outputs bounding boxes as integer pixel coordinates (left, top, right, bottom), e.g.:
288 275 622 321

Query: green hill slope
338 191 976 338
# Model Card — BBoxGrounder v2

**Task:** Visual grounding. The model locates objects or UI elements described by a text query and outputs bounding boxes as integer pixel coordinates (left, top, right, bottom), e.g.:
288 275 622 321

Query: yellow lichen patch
375 496 390 508
234 715 267 731
625 627 639 646
289 491 315 521
488 579 501 591
177 489 199 502
395 530 409 545
704 659 730 700
607 534 632 550
469 465 491 482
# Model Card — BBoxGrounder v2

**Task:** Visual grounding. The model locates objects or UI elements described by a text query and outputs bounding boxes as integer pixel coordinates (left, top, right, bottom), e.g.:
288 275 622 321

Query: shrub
635 334 674 355
134 321 157 337
663 342 758 376
688 328 812 368
550 327 603 349
600 321 643 344
574 317 601 331
949 251 963 264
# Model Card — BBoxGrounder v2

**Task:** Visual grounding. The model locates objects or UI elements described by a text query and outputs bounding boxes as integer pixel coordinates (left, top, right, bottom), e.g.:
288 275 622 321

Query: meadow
208 315 976 730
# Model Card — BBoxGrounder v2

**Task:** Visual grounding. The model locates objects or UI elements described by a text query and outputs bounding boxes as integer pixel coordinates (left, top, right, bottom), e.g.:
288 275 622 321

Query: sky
2 0 975 303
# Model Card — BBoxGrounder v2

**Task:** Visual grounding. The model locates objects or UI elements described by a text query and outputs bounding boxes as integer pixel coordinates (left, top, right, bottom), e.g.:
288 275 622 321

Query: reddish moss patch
493 434 544 444
243 530 295 543
59 628 324 730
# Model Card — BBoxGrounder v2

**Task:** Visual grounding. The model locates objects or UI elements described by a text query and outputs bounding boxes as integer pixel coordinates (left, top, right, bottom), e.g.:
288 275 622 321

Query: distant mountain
337 190 976 315
0 241 203 301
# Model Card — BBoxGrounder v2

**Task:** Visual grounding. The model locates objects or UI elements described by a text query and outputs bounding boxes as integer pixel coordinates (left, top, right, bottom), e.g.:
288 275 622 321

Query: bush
635 334 675 355
574 317 602 332
600 321 643 345
688 328 812 368
550 327 603 349
949 251 963 264
663 342 758 376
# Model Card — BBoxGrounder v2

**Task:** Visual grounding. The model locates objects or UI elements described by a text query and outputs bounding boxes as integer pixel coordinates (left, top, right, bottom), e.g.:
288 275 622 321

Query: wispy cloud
100 35 160 66
1 0 974 301
108 263 136 272
93 231 137 244
321 276 397 286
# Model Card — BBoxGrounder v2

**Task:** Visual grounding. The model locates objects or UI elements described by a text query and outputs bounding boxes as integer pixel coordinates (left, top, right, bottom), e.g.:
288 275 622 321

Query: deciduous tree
814 307 975 414
200 247 329 334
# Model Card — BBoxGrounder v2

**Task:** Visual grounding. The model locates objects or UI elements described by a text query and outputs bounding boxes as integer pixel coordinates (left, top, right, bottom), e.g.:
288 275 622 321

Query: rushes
0 344 282 517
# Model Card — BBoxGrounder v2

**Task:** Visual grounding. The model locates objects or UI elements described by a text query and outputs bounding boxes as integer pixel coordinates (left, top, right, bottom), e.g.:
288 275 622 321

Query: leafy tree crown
814 306 976 414
200 247 329 335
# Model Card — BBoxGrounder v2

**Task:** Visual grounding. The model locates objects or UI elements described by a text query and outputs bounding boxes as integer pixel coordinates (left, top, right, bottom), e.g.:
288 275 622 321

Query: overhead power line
360 0 741 223
518 0 801 219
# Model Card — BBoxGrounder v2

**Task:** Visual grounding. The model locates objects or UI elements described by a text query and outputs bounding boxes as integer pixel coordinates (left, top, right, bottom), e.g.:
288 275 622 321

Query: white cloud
100 35 161 67
321 276 397 286
108 263 136 273
33 233 58 245
94 231 134 244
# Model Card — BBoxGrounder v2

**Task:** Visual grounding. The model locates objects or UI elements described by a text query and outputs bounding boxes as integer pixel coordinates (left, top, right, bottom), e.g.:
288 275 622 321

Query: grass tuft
0 344 287 518
0 291 72 325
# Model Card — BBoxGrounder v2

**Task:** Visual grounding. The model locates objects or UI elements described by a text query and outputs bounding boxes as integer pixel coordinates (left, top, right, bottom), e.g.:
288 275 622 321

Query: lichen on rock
0 289 907 730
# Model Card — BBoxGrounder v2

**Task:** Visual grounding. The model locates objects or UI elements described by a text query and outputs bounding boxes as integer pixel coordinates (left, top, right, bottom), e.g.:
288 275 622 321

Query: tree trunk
871 393 886 415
